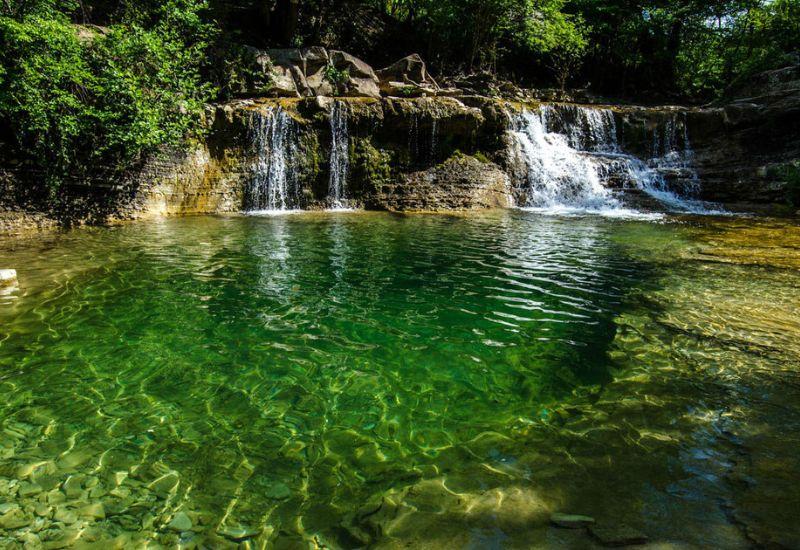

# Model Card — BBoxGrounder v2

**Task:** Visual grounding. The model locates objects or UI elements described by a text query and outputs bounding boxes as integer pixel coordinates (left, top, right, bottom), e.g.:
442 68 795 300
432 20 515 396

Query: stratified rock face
373 155 512 211
2 62 798 229
116 96 512 217
686 84 800 207
614 65 800 209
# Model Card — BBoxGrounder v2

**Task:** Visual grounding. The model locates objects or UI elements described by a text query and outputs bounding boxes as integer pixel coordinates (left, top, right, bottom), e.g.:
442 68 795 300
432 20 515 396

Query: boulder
329 50 381 99
265 47 333 98
247 47 299 97
377 54 441 97
243 47 380 99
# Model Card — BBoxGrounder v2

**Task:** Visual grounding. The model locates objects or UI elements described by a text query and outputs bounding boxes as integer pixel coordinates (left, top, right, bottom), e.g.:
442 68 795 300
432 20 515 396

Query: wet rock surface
374 154 512 211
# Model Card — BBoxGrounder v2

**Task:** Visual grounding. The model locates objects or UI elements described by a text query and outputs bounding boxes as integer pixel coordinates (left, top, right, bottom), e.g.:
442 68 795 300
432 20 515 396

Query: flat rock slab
589 524 649 546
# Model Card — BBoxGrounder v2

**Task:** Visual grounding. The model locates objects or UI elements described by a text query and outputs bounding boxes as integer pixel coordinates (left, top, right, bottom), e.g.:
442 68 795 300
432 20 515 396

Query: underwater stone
167 511 192 532
0 508 31 529
550 513 596 529
148 472 179 497
46 490 66 505
53 507 78 525
265 482 291 500
34 503 51 517
0 269 17 287
62 477 83 499
18 482 43 497
42 528 82 549
217 526 261 542
589 524 649 546
79 502 105 520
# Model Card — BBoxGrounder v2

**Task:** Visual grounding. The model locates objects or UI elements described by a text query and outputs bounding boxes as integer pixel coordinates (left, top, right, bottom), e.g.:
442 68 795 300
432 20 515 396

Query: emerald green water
1 212 799 548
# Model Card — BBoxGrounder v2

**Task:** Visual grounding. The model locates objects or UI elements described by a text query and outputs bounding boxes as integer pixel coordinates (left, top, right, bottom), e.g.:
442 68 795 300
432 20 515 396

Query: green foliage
571 0 800 99
0 17 96 186
0 0 214 189
371 0 588 78
472 151 491 164
323 63 350 87
0 0 78 21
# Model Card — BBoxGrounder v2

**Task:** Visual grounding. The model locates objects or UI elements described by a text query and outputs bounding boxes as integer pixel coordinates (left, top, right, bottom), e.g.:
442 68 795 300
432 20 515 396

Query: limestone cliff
1 73 799 233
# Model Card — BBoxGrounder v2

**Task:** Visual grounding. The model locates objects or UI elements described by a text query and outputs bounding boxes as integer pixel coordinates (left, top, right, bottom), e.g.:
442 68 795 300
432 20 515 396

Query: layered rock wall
1 82 798 232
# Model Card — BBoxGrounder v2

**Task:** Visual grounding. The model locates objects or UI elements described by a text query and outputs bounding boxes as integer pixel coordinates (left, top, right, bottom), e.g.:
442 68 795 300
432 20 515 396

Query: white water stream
247 107 300 213
328 101 351 209
510 105 722 216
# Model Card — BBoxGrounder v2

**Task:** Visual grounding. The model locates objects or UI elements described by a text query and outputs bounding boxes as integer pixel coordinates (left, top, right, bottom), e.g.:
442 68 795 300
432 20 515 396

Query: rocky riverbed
1 212 799 548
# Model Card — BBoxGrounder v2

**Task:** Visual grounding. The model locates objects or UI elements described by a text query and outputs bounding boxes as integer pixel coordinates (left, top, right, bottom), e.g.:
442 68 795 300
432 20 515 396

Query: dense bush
0 0 214 189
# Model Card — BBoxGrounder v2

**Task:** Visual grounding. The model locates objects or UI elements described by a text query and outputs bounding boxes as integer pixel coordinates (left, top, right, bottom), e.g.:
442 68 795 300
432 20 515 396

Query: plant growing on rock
323 63 350 94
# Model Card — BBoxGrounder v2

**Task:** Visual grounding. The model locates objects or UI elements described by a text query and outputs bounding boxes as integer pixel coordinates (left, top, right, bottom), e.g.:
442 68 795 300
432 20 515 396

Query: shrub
0 0 214 190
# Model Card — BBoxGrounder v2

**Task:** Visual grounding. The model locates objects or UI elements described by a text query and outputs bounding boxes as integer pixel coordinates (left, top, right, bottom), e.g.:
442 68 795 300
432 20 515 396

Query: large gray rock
329 50 381 98
243 47 380 99
375 54 461 98
377 54 439 90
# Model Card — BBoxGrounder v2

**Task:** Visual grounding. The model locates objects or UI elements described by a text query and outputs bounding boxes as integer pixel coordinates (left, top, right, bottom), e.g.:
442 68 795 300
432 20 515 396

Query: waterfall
510 105 718 215
328 101 350 209
247 107 299 213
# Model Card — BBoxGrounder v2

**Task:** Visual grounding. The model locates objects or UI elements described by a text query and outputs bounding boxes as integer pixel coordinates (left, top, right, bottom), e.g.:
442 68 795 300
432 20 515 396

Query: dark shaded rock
329 50 381 99
376 54 448 97
589 524 649 547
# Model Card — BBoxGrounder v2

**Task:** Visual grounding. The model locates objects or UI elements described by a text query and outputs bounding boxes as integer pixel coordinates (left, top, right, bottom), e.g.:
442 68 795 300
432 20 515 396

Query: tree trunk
261 0 300 47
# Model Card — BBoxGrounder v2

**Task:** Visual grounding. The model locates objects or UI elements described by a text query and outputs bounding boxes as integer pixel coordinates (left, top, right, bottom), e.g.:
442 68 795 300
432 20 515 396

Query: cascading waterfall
510 105 717 215
247 107 299 212
510 108 617 211
328 101 350 208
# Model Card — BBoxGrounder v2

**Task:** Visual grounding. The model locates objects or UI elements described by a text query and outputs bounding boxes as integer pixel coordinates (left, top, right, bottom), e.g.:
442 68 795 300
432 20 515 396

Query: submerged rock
217 525 261 541
589 524 649 546
550 512 596 529
0 508 31 529
264 482 291 500
167 511 192 532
